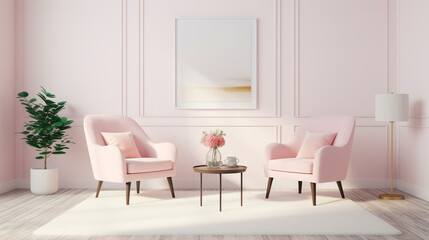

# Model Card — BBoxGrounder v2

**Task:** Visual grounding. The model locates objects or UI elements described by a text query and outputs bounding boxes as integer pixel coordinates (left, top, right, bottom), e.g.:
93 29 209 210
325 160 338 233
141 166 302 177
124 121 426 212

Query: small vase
206 147 222 168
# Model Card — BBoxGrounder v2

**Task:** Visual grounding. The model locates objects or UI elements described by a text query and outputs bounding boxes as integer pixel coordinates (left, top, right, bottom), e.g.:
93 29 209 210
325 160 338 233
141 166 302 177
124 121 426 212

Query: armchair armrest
152 142 177 162
93 144 127 182
265 143 297 161
313 145 351 182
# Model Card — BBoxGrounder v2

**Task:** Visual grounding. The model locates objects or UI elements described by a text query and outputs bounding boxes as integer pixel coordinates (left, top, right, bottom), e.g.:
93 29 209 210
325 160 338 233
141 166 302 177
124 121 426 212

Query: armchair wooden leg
298 181 302 194
126 182 131 205
310 182 316 206
266 177 274 198
136 181 140 194
95 181 103 198
167 177 175 198
337 181 345 199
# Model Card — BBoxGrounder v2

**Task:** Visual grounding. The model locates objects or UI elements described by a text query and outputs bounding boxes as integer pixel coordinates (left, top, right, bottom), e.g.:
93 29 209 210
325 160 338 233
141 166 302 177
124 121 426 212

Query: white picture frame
175 18 257 109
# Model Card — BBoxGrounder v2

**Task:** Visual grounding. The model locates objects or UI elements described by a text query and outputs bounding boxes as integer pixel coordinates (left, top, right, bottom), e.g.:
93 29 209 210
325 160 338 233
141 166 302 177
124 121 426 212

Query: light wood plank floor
0 189 428 240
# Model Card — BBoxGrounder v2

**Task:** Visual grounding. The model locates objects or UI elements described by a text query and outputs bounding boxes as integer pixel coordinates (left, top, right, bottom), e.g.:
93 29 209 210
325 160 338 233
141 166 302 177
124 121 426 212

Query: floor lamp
375 93 409 200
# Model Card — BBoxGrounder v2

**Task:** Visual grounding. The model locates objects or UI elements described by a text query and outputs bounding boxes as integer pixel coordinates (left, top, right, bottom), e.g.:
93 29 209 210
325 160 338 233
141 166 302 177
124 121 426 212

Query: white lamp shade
375 94 409 121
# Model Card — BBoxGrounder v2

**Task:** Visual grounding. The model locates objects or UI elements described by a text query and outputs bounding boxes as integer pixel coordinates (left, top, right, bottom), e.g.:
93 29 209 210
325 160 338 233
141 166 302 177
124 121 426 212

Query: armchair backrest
84 115 157 160
288 115 355 156
298 115 355 147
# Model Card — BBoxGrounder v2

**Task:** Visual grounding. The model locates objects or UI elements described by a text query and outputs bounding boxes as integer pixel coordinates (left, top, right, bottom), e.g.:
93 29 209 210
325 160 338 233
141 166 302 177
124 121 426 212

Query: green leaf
58 101 67 105
40 151 51 155
52 151 65 154
37 92 46 100
53 122 62 127
17 92 29 98
29 98 37 103
35 156 44 159
61 117 67 123
46 93 56 98
45 99 55 105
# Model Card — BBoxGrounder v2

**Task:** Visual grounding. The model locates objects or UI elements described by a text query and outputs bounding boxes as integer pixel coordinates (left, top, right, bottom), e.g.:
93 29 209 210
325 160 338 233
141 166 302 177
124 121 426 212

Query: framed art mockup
175 18 257 109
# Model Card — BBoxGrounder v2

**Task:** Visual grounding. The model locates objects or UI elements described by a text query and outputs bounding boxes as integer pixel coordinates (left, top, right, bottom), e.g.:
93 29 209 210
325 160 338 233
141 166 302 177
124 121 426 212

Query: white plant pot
30 168 58 195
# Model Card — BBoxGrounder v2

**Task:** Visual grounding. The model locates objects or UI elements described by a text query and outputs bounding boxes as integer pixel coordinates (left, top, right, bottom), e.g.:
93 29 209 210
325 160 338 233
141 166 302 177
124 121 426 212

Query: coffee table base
199 172 243 212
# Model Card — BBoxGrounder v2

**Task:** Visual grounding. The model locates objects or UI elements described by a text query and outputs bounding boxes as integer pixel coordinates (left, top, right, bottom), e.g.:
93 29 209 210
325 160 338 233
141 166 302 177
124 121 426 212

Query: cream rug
34 190 401 236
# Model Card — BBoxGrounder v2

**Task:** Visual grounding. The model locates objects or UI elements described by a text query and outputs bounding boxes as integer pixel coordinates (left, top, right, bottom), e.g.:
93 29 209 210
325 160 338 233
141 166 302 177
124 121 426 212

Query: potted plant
16 87 73 195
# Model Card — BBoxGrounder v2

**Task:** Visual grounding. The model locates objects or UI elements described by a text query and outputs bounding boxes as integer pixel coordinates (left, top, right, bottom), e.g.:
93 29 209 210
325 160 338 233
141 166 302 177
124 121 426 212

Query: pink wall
0 0 16 188
397 0 429 200
13 0 406 190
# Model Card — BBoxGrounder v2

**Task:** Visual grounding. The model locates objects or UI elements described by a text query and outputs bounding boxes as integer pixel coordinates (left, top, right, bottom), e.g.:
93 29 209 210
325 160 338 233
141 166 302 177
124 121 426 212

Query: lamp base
379 193 405 200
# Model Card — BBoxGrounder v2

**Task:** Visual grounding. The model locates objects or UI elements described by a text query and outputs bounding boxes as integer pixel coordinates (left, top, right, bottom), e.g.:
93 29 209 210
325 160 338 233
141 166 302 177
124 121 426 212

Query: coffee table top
193 165 247 174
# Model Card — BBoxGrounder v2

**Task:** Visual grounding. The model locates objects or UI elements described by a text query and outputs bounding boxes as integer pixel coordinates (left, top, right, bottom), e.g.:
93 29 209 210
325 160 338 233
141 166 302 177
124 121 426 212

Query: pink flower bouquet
201 129 226 167
201 130 226 149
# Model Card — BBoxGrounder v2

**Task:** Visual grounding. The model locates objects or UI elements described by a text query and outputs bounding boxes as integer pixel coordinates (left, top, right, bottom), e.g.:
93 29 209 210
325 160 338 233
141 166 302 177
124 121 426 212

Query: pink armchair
83 115 177 205
265 115 355 206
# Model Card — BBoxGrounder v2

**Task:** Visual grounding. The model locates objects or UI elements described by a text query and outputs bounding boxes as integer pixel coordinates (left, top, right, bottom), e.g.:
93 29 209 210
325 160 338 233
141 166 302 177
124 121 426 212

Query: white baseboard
342 178 390 189
12 177 391 190
15 178 29 189
396 180 429 202
0 179 17 194
16 178 185 190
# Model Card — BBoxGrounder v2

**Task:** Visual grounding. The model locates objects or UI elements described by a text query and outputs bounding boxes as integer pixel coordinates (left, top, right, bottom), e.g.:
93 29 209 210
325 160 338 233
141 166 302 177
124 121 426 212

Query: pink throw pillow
101 132 141 158
296 132 337 158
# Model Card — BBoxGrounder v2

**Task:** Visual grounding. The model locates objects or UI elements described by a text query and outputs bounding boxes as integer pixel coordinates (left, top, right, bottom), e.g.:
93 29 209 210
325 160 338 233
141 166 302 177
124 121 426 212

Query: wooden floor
0 189 428 240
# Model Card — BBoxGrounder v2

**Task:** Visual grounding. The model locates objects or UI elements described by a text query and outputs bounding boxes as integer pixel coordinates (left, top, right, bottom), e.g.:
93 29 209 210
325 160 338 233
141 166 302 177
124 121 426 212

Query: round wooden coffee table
193 165 247 212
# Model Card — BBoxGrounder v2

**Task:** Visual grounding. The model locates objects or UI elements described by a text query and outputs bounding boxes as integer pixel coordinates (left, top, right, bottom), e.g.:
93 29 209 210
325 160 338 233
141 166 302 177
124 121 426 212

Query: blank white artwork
176 18 257 109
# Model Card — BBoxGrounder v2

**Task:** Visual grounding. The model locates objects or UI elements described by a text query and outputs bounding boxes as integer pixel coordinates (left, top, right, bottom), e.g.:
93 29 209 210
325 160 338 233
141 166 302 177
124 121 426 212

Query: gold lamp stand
379 121 404 200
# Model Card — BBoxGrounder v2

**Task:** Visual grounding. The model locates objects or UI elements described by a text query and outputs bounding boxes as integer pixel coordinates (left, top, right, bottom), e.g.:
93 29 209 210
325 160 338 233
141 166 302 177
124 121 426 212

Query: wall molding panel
293 0 299 117
275 0 282 117
139 0 280 118
139 0 144 118
122 0 128 116
397 126 429 189
295 0 389 118
23 0 125 118
397 0 429 119
395 0 429 197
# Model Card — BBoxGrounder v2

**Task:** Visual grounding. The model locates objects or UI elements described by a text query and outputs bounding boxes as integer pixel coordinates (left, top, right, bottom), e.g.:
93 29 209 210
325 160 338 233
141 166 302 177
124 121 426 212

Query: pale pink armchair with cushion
84 115 177 205
265 115 355 206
